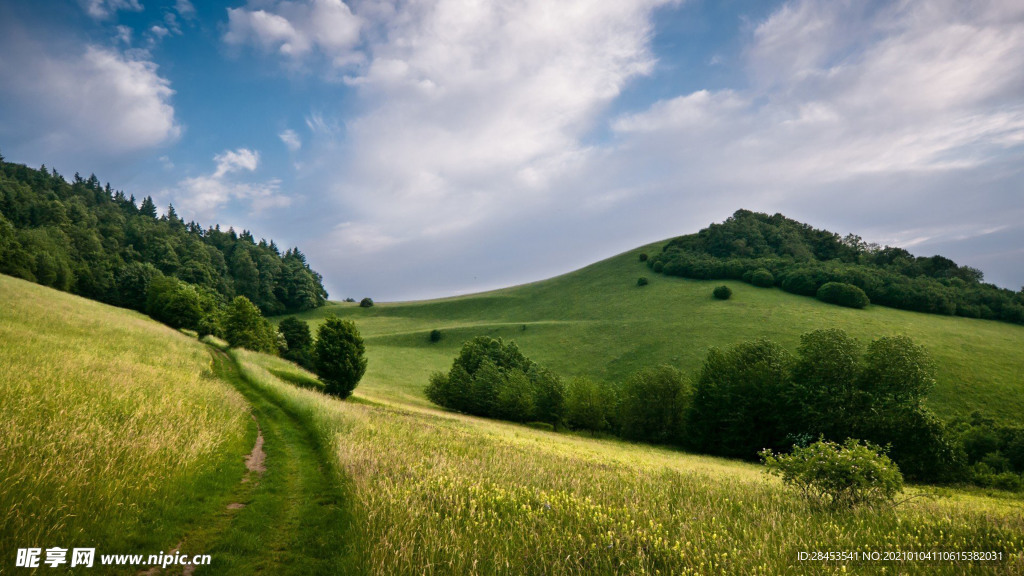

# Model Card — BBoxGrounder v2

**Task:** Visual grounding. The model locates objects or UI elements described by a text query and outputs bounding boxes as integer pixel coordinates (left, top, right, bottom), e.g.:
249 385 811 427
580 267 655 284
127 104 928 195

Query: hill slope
284 241 1024 421
0 274 250 567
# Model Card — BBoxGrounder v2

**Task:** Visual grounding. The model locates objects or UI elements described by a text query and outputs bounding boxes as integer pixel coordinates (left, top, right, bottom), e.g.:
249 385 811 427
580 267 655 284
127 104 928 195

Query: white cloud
80 0 143 20
611 0 1024 188
213 148 260 177
279 129 302 151
175 0 196 18
0 37 180 158
166 148 291 219
224 0 363 66
292 0 1024 298
309 0 674 255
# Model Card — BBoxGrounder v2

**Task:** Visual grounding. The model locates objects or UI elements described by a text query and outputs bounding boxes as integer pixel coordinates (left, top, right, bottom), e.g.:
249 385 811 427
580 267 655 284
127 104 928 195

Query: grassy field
0 274 251 571
235 349 1024 575
282 242 1024 421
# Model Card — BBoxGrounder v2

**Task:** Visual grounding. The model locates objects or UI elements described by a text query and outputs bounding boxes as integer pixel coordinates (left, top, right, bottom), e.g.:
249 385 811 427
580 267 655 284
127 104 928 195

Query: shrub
749 268 774 288
712 285 732 300
652 261 664 273
313 316 367 399
816 282 870 309
224 296 278 353
760 438 904 509
638 253 648 262
359 297 374 308
637 277 649 287
343 297 356 303
429 329 442 343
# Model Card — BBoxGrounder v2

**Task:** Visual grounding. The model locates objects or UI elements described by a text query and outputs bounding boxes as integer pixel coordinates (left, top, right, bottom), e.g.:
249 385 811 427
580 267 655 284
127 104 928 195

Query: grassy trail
177 348 357 575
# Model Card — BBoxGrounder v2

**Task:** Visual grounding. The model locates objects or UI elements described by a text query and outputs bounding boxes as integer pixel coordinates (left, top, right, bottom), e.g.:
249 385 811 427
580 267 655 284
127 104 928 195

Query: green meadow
283 242 1024 422
0 274 251 570
233 347 1024 575
3 234 1024 574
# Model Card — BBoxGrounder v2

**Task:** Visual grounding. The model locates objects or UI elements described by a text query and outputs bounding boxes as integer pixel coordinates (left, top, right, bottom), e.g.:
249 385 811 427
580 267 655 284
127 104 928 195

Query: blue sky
2 0 1023 300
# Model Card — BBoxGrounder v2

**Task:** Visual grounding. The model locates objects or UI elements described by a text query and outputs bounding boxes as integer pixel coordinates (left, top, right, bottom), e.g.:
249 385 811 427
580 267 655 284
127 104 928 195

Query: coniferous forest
0 158 327 317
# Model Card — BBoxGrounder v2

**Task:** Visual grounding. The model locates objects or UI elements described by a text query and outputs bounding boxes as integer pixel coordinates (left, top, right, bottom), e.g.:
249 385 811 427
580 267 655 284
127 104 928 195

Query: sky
1 0 1022 300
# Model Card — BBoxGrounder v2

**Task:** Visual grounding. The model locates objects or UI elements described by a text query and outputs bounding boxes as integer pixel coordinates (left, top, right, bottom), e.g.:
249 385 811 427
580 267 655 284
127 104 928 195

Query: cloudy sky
1 0 1022 300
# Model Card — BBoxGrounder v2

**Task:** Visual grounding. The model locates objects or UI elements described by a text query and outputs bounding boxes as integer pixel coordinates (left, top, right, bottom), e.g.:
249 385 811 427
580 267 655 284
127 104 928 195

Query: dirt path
160 348 358 575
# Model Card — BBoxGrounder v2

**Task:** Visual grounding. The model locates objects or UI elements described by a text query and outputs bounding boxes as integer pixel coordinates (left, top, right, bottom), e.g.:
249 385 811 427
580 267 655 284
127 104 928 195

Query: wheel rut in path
158 348 359 575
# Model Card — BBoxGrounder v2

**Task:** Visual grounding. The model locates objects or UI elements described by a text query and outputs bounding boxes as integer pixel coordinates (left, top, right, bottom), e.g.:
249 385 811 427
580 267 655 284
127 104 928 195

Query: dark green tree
313 316 367 399
690 339 792 457
278 316 314 368
618 366 690 445
224 296 277 353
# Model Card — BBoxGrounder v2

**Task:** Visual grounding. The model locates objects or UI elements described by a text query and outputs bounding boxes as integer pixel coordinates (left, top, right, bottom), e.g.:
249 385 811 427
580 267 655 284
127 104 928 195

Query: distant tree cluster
647 210 1024 324
949 411 1024 491
425 337 564 426
0 160 328 317
425 330 972 483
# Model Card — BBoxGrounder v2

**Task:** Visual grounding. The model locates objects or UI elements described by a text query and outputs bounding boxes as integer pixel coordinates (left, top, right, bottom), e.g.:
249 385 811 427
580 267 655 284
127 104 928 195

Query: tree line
647 210 1024 324
425 332 1024 487
0 158 327 316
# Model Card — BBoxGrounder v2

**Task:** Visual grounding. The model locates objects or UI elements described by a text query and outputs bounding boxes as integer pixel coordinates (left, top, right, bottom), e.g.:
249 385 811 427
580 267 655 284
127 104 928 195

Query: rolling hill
283 241 1024 422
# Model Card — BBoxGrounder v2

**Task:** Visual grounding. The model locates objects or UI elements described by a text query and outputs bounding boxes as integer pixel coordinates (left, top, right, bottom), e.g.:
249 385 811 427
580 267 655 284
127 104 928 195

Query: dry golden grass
0 275 249 557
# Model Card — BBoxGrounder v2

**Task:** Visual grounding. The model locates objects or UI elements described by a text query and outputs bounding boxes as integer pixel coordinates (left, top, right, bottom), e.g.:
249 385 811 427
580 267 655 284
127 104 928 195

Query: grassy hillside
233 348 1024 575
0 274 250 568
283 242 1024 421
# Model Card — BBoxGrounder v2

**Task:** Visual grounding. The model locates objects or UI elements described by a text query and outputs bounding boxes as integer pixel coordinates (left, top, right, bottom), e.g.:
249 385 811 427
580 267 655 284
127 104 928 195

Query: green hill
283 241 1024 422
0 274 251 568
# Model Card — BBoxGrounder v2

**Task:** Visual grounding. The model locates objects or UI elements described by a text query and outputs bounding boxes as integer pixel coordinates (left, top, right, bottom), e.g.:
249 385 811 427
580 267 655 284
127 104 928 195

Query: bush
749 268 774 287
359 297 374 308
224 296 278 353
760 438 904 509
637 277 649 287
429 329 442 343
712 285 732 300
652 261 664 273
816 282 870 309
638 253 648 262
313 316 367 399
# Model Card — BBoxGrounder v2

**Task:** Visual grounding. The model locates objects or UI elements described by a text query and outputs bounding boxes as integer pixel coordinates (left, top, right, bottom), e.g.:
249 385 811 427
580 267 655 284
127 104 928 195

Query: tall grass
235 349 1024 575
0 275 249 562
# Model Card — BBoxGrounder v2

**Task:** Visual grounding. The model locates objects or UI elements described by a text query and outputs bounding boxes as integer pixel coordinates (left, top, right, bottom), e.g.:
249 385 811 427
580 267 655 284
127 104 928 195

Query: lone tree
314 316 367 398
359 297 374 308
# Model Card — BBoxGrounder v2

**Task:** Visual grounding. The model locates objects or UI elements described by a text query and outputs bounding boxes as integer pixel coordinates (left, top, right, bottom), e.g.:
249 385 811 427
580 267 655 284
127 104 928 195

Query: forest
647 209 1024 324
0 157 327 316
